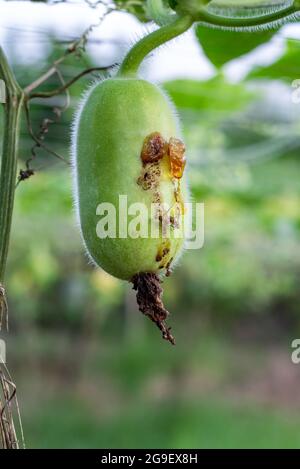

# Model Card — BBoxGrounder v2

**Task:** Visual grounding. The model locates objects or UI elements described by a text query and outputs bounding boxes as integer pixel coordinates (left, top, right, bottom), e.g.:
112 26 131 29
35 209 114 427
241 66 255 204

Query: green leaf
196 27 275 68
163 76 254 112
247 39 300 81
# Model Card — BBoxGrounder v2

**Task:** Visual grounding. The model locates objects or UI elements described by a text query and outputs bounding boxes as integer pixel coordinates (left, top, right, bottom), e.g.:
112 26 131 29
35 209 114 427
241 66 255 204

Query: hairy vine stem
198 4 300 29
118 14 194 77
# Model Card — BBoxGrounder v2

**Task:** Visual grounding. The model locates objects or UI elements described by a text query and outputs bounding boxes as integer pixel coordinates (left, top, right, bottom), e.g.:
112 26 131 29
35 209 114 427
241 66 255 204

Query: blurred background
1 0 300 448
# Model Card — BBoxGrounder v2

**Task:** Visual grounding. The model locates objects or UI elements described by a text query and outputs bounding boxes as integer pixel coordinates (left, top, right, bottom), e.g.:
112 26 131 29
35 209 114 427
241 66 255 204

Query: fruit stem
118 14 194 77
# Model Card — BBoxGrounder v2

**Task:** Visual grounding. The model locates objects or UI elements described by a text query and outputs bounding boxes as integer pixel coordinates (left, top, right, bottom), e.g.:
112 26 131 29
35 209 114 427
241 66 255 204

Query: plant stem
198 5 298 29
27 66 114 99
118 14 193 77
0 48 24 283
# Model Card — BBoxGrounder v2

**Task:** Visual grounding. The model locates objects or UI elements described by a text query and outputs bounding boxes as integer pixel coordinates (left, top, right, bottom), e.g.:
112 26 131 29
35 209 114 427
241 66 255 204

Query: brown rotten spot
141 132 167 165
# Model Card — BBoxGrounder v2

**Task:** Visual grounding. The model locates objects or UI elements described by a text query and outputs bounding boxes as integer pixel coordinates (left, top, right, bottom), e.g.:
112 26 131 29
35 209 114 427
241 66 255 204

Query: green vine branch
198 4 300 30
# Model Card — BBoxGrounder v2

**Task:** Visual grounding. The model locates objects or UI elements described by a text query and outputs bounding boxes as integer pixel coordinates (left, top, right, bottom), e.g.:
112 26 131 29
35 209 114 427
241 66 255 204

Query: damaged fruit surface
73 78 188 281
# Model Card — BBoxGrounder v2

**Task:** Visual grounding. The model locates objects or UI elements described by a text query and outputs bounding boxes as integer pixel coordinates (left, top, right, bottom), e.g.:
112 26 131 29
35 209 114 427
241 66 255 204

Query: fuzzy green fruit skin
73 78 187 280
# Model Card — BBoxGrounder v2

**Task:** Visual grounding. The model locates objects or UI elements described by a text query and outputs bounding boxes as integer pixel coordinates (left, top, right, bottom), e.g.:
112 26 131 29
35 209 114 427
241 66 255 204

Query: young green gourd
73 78 187 279
72 11 194 344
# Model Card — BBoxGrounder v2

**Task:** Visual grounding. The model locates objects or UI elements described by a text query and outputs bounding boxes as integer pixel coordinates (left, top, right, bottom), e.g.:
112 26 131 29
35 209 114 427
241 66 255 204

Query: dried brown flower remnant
168 137 186 179
132 272 175 345
141 132 167 165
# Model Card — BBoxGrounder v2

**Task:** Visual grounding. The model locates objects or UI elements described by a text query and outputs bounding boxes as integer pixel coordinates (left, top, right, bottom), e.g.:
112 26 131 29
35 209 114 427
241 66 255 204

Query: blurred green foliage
25 396 300 448
164 76 253 111
248 39 300 81
196 28 275 68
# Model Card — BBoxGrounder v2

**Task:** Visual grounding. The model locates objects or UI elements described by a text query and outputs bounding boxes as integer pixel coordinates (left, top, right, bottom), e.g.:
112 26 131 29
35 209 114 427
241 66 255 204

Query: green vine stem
198 4 300 29
118 14 194 77
0 48 24 284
